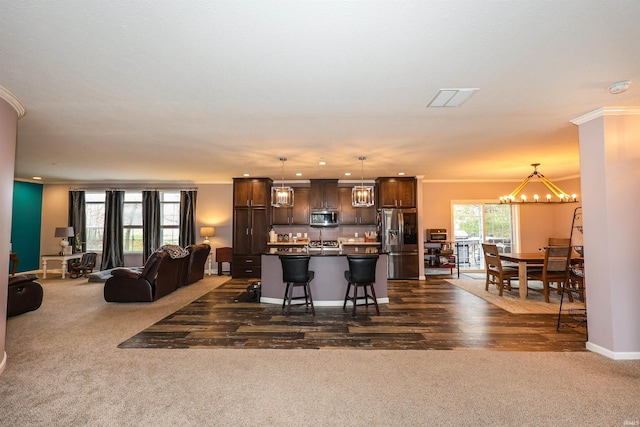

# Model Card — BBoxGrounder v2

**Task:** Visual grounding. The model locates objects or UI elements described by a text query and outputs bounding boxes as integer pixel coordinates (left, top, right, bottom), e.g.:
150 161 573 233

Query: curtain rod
70 186 198 191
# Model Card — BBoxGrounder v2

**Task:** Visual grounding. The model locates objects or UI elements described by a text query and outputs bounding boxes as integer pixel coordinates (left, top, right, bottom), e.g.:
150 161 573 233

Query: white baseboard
586 341 640 360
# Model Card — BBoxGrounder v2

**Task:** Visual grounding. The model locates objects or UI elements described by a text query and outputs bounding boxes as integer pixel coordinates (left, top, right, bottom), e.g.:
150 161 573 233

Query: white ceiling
2 1 640 184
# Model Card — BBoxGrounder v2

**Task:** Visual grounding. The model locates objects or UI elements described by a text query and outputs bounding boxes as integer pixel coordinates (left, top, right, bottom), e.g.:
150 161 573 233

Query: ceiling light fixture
608 80 631 94
426 88 479 107
352 156 375 207
271 157 294 208
499 163 578 204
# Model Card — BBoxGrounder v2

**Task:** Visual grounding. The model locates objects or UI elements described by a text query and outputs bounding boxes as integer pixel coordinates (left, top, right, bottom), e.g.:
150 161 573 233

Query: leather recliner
184 243 211 285
7 274 43 317
104 251 166 302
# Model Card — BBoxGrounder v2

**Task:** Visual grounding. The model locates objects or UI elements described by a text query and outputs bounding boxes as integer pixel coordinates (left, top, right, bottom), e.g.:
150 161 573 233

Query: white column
571 107 640 359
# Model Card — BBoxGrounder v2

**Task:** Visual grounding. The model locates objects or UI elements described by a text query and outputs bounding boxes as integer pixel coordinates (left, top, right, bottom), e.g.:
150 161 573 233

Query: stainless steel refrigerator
378 208 419 279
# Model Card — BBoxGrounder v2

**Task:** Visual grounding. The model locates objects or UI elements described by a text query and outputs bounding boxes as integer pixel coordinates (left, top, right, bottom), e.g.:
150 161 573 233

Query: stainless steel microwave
426 228 448 242
310 210 339 227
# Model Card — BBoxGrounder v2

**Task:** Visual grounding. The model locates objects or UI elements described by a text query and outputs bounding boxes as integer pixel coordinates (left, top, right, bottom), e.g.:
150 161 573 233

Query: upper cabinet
233 178 271 207
338 187 377 225
272 187 310 225
310 179 339 209
376 177 416 208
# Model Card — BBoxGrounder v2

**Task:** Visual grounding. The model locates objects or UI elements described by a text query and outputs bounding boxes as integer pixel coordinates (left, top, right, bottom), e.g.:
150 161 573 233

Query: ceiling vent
426 88 479 107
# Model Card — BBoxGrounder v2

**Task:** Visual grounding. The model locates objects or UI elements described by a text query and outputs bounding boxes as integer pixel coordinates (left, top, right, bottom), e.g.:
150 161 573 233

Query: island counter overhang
260 251 389 306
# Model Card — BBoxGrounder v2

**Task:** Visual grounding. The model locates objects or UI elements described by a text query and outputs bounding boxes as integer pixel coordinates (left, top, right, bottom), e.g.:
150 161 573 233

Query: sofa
7 274 43 317
103 245 190 302
185 243 211 285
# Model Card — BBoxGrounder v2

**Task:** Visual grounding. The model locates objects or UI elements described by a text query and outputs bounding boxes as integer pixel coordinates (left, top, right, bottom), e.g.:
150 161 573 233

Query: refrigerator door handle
398 212 404 247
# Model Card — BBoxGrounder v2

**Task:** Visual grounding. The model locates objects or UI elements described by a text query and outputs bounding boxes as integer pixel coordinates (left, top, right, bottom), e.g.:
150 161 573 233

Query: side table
10 252 18 276
41 253 85 279
215 247 232 276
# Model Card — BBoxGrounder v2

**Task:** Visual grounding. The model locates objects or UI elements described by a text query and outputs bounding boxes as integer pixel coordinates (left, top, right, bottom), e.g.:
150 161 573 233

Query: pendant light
271 157 295 207
499 163 578 204
352 156 375 207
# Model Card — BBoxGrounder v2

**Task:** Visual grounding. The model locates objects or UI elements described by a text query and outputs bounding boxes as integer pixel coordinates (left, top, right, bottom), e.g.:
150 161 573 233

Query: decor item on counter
352 156 375 207
200 226 215 245
55 226 74 255
271 157 294 208
499 163 578 204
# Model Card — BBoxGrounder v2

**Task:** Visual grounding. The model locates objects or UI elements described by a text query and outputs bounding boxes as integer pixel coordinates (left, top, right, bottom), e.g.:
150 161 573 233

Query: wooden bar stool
279 255 315 316
343 255 380 317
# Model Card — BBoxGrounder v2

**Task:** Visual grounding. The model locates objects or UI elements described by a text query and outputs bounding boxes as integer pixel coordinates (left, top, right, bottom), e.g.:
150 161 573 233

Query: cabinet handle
245 259 253 263
246 228 249 236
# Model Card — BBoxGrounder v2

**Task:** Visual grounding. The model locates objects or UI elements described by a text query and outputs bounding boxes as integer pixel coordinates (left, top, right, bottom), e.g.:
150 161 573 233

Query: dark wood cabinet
376 177 416 208
310 179 339 209
272 188 310 225
233 178 270 207
338 187 377 225
232 178 272 278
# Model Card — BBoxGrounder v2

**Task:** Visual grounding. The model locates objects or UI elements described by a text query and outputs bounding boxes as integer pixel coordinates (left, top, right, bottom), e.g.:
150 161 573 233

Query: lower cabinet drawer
232 255 262 278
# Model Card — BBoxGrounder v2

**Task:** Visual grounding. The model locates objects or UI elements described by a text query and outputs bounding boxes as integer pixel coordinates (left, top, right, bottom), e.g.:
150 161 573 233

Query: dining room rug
444 278 585 314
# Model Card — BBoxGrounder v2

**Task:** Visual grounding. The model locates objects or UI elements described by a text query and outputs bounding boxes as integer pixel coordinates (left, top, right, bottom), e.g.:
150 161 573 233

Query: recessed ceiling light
398 172 405 176
319 161 327 166
608 80 631 94
426 88 479 107
243 173 250 177
345 172 351 176
296 172 302 176
32 176 42 180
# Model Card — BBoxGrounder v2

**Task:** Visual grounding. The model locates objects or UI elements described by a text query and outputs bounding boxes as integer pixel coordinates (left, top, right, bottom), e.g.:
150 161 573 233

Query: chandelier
271 157 295 208
499 163 578 204
352 156 375 207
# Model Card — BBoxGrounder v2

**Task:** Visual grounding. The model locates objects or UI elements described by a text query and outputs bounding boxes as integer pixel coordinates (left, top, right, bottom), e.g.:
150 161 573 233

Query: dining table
499 252 546 299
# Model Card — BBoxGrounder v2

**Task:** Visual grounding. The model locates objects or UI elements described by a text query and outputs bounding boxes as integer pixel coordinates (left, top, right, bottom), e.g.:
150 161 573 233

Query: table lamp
200 226 215 245
55 226 75 255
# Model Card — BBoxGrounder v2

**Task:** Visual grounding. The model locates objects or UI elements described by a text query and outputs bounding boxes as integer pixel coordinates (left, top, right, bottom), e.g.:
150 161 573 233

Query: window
84 190 181 252
452 202 515 270
85 192 105 251
160 192 180 246
123 192 143 252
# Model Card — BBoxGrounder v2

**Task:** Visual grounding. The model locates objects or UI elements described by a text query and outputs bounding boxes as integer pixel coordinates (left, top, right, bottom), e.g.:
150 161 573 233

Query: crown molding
571 106 640 125
0 85 26 118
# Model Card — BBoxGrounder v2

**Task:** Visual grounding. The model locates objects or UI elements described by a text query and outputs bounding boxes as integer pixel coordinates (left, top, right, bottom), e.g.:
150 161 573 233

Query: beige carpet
445 277 585 314
1 275 638 426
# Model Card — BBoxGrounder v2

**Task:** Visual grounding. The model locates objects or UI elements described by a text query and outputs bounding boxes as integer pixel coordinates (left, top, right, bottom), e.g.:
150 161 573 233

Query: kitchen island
260 248 388 306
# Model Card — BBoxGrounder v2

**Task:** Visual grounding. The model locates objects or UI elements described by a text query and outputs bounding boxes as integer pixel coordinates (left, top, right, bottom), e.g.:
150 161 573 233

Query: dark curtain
179 190 197 247
68 190 86 253
143 190 161 261
101 190 124 270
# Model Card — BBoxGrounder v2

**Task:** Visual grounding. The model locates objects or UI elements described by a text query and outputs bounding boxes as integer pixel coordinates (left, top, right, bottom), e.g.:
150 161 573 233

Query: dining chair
528 246 571 303
481 243 519 296
548 237 571 246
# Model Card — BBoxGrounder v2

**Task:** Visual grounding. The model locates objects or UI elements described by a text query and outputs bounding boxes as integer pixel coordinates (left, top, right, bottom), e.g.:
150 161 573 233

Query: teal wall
11 181 43 272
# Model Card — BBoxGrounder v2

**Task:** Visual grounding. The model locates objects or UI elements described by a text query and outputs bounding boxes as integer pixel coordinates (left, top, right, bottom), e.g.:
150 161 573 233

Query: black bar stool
280 255 315 316
343 255 380 317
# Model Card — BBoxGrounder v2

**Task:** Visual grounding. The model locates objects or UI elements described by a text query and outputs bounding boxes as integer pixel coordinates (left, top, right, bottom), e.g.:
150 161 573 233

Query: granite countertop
265 247 384 256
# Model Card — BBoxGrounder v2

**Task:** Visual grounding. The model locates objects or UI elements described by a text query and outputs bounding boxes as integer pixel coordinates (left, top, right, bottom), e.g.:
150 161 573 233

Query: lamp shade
55 227 74 238
200 227 215 238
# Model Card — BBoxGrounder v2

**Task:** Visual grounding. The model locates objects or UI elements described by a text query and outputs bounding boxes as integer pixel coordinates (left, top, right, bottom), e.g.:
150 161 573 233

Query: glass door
452 202 515 270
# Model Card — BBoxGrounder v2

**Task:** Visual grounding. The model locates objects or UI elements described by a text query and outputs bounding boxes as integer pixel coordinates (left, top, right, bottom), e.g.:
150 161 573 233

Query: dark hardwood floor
119 278 587 351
